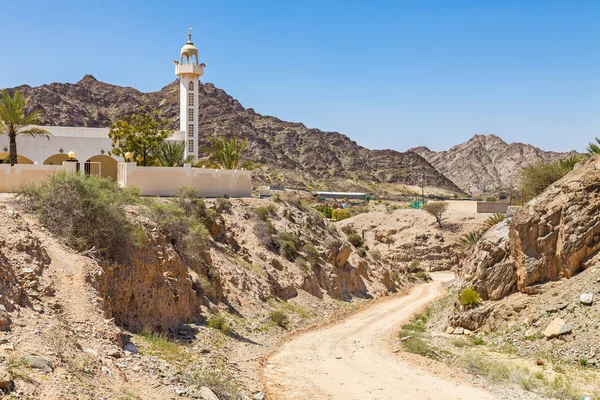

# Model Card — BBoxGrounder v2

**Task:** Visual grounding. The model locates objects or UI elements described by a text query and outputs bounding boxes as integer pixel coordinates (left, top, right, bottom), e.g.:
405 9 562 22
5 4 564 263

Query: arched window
188 92 194 106
188 81 194 91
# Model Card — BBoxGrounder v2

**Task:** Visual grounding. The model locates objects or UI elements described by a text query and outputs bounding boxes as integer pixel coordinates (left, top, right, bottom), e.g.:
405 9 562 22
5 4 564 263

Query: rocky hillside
0 189 417 399
7 76 461 194
410 134 577 195
449 155 600 369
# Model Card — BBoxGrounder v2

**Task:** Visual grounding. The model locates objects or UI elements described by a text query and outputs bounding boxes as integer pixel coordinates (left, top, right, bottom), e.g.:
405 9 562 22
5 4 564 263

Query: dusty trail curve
263 276 496 400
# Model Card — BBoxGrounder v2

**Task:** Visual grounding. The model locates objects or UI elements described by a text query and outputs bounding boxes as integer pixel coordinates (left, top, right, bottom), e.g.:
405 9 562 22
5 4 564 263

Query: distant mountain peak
414 135 579 195
77 74 98 84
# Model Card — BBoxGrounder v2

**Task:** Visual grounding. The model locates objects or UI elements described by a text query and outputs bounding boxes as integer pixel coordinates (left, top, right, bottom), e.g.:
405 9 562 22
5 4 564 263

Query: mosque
0 29 205 180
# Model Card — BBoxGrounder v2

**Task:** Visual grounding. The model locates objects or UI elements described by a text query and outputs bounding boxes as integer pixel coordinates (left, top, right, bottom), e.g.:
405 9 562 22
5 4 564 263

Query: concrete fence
476 201 511 214
117 163 252 197
0 164 68 192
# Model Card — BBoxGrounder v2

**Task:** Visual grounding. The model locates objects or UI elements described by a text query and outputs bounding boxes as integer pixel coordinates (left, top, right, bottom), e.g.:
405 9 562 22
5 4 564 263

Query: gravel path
263 275 496 400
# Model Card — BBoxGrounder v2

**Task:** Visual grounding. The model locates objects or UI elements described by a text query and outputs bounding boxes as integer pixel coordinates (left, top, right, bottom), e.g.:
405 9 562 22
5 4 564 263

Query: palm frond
458 230 481 249
482 213 505 231
587 137 600 156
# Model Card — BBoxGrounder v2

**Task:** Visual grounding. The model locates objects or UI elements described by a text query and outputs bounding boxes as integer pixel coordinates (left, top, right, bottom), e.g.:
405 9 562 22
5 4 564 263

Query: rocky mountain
7 75 462 194
410 134 577 195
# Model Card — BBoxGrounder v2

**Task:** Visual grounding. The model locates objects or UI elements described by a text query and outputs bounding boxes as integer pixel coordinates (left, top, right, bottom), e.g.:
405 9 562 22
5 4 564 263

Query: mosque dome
180 27 199 63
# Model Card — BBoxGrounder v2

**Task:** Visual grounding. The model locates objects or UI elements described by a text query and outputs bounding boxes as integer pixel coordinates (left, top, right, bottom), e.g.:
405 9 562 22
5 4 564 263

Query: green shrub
460 288 481 309
414 270 431 281
369 249 383 261
255 204 276 220
316 205 332 219
519 159 578 201
485 196 497 202
278 232 300 261
254 219 279 251
341 225 356 235
408 259 422 273
280 240 298 261
269 310 290 329
149 201 211 268
175 187 216 227
17 172 139 262
331 208 351 221
302 244 320 267
207 314 230 334
347 233 363 248
357 247 367 257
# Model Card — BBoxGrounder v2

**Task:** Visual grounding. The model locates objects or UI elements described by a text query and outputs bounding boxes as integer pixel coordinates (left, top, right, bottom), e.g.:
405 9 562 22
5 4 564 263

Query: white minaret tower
175 27 206 161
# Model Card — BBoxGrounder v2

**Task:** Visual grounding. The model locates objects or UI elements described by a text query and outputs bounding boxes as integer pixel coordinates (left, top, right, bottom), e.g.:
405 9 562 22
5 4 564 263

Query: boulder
0 365 11 389
453 327 464 335
445 326 455 334
580 293 594 305
22 355 53 372
543 318 572 339
456 220 516 301
199 386 220 400
326 244 351 269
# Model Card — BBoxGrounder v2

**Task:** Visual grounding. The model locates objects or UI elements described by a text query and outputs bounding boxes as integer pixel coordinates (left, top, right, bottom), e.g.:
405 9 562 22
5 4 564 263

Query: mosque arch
87 155 118 180
43 153 72 166
0 152 35 164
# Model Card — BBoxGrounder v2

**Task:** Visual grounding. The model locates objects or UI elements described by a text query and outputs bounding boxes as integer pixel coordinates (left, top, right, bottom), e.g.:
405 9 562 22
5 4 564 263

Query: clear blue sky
1 0 598 152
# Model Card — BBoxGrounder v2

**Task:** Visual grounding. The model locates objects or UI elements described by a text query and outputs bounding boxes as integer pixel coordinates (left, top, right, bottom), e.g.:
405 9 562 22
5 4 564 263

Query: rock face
5 76 461 193
0 365 10 390
410 134 578 195
457 156 600 300
457 219 516 301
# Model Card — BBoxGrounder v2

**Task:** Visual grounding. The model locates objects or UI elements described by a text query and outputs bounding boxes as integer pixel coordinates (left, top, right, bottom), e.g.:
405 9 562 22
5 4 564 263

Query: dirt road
263 276 496 400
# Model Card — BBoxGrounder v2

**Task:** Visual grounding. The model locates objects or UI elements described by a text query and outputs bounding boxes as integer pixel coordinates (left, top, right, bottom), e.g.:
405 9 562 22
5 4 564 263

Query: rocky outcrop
453 156 600 329
95 223 201 332
510 157 600 290
410 134 578 195
457 219 516 301
6 76 462 193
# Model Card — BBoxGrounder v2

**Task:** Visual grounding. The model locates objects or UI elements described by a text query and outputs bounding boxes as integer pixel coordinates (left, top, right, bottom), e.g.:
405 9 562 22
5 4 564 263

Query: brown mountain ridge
6 75 462 194
410 134 578 195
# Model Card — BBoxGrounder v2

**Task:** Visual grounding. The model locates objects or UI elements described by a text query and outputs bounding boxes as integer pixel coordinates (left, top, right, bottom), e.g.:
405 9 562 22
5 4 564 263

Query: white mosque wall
0 164 68 192
0 126 185 165
118 163 252 198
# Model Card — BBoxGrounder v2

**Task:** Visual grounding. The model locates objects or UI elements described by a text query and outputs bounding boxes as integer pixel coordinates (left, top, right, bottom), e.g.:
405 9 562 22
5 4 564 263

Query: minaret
175 27 206 161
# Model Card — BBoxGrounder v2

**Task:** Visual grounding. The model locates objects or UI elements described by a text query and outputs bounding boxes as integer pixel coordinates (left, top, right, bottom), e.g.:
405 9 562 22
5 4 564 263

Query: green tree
0 90 50 166
518 156 583 201
202 136 248 170
587 137 600 156
155 140 193 167
108 108 172 166
422 202 448 228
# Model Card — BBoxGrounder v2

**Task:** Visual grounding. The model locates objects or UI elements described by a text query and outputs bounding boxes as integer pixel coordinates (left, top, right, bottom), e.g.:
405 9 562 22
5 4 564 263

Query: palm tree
202 136 248 170
155 140 192 167
0 90 50 166
587 137 600 156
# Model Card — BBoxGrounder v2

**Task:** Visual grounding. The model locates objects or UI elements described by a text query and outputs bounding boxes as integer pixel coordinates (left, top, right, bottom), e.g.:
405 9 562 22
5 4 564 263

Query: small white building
0 28 205 180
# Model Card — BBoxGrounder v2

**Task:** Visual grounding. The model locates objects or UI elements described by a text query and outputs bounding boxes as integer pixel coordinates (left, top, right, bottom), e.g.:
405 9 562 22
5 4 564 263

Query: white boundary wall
0 164 73 192
118 163 252 197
